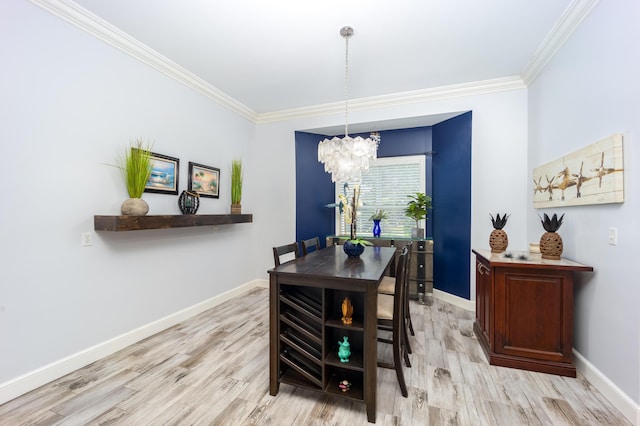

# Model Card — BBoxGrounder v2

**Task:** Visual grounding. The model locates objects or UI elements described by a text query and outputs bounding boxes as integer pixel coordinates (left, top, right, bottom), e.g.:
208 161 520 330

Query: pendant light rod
341 26 353 137
317 26 378 183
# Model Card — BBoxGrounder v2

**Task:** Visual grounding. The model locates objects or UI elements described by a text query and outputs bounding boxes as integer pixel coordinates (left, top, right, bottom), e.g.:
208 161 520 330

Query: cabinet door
475 257 491 346
493 268 573 362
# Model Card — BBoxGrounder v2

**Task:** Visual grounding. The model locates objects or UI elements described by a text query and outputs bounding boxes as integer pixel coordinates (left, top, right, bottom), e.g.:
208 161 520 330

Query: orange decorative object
341 297 353 325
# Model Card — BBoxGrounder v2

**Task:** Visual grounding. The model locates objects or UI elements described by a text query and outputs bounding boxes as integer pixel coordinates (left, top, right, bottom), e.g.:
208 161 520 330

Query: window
335 155 426 237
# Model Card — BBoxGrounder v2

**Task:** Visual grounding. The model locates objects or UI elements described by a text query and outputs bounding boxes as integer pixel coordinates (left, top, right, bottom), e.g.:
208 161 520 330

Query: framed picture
188 162 220 198
532 134 624 208
145 152 179 195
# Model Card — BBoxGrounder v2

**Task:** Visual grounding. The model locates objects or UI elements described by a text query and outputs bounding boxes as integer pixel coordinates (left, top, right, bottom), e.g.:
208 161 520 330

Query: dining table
268 244 397 423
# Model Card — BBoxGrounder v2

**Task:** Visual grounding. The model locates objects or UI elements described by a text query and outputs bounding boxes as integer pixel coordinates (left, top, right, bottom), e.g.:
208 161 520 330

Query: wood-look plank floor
0 287 630 425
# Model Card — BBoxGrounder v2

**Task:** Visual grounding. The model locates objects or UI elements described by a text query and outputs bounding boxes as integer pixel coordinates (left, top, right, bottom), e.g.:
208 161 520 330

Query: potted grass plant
231 159 243 214
118 138 153 215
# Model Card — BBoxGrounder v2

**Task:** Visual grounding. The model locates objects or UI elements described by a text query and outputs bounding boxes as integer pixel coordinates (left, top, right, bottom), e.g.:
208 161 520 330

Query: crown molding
255 76 526 124
521 0 600 85
31 0 583 125
29 0 258 122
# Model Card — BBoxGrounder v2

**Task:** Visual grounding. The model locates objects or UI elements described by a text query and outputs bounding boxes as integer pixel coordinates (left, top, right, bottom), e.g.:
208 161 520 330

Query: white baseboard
573 349 640 425
432 288 476 312
0 280 263 405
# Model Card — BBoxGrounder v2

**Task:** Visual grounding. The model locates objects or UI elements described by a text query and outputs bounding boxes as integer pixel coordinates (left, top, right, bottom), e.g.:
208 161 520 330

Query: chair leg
403 318 413 356
403 299 413 355
406 294 415 336
408 311 415 336
402 328 412 368
393 328 408 397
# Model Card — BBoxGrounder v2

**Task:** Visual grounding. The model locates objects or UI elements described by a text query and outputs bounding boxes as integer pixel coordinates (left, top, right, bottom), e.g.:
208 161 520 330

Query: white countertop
472 248 593 271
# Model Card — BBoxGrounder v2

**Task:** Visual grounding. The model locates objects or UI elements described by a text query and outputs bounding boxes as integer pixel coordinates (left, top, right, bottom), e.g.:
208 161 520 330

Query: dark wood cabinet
409 239 433 303
326 236 433 300
472 249 593 377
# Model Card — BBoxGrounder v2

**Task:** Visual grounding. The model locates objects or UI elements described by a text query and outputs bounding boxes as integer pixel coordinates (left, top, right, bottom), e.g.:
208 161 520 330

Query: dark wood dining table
269 244 397 423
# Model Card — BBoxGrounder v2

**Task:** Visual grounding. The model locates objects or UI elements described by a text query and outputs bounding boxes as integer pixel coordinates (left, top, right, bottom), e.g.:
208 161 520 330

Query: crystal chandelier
318 26 378 183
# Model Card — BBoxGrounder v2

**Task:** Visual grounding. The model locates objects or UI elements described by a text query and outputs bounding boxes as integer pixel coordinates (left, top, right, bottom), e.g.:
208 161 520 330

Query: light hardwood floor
0 287 630 425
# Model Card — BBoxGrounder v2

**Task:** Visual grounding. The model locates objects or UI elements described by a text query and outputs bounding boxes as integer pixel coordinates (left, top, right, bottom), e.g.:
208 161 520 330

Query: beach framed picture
144 152 179 195
532 134 624 208
188 162 220 198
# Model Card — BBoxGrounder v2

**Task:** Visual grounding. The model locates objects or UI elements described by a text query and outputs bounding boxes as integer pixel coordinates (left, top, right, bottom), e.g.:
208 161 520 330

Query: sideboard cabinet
472 249 593 377
327 236 433 301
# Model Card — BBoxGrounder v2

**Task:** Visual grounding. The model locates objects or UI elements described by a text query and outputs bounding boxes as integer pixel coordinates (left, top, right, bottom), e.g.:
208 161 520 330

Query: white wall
527 0 639 409
0 0 256 393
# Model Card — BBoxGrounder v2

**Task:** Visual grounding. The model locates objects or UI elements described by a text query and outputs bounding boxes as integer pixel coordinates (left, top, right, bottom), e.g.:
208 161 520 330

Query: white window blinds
335 155 426 237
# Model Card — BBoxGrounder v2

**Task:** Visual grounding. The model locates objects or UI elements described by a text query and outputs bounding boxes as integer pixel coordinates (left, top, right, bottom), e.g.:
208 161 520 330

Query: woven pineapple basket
540 231 563 260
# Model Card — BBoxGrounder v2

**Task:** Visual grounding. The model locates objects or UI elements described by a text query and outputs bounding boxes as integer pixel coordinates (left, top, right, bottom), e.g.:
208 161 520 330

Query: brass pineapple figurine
539 213 564 260
489 213 509 253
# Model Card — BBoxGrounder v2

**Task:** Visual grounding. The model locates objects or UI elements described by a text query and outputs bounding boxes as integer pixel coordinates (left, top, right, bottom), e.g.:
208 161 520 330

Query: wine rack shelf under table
268 245 397 423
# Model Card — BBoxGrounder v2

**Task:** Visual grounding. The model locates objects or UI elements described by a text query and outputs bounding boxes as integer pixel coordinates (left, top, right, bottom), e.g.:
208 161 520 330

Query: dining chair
378 243 415 355
301 236 321 255
377 246 410 398
273 242 300 267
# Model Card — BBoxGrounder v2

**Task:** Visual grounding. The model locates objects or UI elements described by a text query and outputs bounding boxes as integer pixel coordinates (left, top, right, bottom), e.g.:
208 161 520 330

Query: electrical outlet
81 231 93 247
608 227 617 246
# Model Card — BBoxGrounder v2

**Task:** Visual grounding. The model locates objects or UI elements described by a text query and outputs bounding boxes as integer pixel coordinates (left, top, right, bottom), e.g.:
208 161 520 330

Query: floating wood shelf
94 214 253 231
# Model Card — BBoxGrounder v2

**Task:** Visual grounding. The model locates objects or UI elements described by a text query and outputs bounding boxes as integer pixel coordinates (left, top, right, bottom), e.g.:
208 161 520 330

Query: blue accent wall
432 112 472 299
375 127 434 237
295 131 335 248
295 127 434 243
295 117 471 300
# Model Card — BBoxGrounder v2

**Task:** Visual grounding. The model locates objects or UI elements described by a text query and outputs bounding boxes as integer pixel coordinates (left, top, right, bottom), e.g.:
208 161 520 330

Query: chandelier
318 26 378 183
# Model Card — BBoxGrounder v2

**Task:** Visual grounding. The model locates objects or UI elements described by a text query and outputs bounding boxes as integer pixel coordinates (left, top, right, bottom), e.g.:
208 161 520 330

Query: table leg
364 286 377 423
269 274 279 396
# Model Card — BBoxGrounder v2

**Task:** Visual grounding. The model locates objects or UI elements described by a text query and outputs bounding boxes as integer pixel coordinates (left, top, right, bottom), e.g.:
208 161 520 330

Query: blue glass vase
372 220 381 237
343 240 365 257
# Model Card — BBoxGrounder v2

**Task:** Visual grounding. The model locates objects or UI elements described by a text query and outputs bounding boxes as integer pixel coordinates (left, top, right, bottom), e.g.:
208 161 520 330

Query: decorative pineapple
539 213 565 259
489 213 509 253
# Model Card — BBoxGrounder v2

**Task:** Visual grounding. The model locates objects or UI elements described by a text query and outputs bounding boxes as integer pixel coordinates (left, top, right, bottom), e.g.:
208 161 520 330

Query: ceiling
65 0 583 125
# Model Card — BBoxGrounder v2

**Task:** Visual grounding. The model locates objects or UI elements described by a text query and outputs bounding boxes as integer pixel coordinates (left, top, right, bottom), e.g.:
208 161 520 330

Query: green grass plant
231 159 243 205
119 138 153 198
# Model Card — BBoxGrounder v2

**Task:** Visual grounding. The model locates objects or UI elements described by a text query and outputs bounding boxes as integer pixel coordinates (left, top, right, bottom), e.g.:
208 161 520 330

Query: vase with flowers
339 185 372 257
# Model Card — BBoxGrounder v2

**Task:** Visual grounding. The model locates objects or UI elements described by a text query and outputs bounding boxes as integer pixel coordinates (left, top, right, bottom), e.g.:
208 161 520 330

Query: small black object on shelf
178 190 200 214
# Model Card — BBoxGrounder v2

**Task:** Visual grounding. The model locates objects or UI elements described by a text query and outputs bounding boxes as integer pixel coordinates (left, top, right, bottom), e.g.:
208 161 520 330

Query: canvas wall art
533 134 624 208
